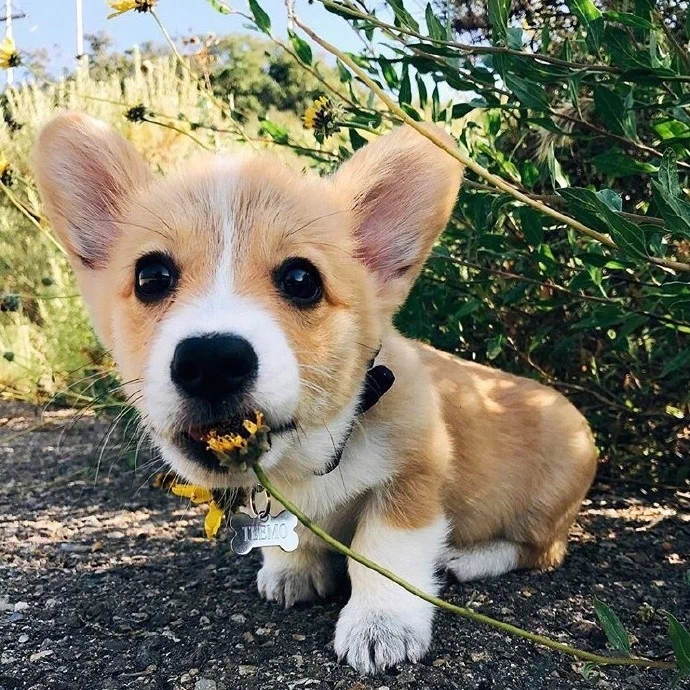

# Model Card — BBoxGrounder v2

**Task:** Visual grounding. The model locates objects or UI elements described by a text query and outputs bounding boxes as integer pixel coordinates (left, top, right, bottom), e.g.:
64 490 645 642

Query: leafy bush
273 0 690 485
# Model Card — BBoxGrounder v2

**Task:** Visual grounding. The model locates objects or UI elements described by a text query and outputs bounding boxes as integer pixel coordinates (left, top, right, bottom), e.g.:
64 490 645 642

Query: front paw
257 560 337 608
334 601 433 674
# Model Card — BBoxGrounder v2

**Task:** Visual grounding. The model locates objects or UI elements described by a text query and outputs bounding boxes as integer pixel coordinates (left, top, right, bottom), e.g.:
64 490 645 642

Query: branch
289 10 690 274
318 0 621 75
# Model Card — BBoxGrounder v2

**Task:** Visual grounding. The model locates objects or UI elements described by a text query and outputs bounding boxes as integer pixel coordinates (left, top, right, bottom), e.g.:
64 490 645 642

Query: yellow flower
107 0 156 18
171 482 213 504
206 431 247 454
204 501 225 539
303 96 341 143
171 482 225 539
0 38 20 69
303 95 330 129
205 411 270 465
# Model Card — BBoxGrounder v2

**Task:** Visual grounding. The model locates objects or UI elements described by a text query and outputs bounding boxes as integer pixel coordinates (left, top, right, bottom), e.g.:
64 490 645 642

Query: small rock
0 597 13 612
238 665 257 676
199 615 210 625
29 649 54 662
19 634 29 643
636 602 655 622
194 680 216 690
180 673 192 683
14 601 29 612
59 542 92 553
230 614 246 624
242 632 255 643
292 633 306 641
134 639 160 671
255 627 270 636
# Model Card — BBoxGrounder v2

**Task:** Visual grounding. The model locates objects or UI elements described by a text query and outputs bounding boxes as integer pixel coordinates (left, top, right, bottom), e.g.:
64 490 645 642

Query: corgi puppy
34 113 597 675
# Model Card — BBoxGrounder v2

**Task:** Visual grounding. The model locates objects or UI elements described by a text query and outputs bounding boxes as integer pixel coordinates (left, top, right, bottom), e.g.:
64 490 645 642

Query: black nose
171 334 258 402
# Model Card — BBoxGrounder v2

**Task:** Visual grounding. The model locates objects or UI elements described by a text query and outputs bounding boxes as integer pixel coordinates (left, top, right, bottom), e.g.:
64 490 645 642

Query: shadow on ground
1 402 688 690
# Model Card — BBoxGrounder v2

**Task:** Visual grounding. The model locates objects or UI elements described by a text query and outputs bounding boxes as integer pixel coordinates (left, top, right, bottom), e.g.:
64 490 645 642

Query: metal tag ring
250 488 271 520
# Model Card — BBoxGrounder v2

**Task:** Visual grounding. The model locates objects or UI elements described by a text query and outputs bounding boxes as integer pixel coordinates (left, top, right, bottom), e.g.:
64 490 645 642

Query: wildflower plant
0 37 20 69
107 0 157 19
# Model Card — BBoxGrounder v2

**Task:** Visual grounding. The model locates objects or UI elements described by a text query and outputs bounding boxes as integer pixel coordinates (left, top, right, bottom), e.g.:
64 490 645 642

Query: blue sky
8 0 366 77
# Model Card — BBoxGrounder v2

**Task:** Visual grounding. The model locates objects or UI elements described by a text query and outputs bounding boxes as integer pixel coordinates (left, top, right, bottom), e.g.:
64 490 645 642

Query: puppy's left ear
332 124 463 315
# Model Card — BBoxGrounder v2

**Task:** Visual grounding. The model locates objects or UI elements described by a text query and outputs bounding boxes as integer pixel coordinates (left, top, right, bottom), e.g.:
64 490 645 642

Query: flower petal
204 501 225 539
171 483 214 504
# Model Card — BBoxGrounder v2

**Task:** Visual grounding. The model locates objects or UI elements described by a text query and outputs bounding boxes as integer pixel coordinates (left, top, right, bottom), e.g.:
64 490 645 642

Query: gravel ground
1 401 689 690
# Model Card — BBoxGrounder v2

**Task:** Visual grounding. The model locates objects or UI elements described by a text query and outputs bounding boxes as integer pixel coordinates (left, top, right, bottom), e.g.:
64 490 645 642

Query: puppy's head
34 113 462 486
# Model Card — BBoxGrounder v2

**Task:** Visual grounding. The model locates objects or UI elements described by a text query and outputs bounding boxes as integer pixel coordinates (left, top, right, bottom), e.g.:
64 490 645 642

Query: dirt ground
0 402 688 690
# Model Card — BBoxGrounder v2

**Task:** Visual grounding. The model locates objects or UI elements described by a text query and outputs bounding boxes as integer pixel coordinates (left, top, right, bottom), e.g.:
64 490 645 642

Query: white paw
257 560 337 607
334 601 433 674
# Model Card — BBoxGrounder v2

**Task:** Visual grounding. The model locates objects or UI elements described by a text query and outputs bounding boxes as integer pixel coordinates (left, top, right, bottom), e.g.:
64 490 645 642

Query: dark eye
275 258 323 307
135 253 177 303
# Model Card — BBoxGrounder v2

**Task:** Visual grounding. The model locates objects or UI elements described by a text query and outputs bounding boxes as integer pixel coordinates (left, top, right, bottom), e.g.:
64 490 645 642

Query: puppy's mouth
173 412 296 473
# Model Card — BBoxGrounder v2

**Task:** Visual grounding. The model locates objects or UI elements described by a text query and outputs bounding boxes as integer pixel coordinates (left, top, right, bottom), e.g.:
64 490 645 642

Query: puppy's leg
258 544 339 607
334 507 448 675
445 540 521 582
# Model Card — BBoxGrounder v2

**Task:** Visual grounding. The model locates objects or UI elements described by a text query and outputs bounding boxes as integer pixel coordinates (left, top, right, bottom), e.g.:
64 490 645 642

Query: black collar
314 356 395 476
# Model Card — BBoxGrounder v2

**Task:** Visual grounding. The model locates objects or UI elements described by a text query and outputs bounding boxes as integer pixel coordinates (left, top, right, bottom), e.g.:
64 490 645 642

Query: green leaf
659 149 681 196
258 119 288 144
349 127 368 151
593 86 632 137
594 599 631 655
666 613 690 676
604 10 654 30
336 59 352 83
399 64 412 106
652 181 690 238
288 29 312 66
388 0 419 32
580 662 599 680
592 149 658 177
425 3 446 41
660 349 690 378
566 0 603 49
568 0 601 22
505 74 551 110
248 0 271 33
486 334 505 360
488 0 511 42
596 189 622 212
204 0 230 13
518 207 544 245
431 84 440 121
416 74 428 108
379 57 399 89
558 187 648 258
506 27 523 49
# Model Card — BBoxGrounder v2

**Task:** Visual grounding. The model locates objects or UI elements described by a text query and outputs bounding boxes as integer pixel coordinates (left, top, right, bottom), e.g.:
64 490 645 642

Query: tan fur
33 112 598 672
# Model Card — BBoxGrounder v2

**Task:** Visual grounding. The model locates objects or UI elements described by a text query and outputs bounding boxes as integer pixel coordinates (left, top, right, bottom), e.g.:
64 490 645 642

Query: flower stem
252 462 676 672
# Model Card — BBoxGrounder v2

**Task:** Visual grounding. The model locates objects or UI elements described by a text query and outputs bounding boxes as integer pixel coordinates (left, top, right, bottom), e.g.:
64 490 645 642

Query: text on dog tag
230 510 299 555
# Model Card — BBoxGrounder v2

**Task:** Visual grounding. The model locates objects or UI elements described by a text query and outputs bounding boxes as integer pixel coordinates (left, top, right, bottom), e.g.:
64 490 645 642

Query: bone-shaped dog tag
230 511 299 555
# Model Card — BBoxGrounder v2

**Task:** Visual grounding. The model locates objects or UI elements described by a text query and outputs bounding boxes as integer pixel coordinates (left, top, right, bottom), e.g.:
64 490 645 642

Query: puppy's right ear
33 112 151 269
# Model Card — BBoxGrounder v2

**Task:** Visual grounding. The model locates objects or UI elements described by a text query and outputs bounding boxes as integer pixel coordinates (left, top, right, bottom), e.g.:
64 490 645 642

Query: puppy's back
416 343 597 559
